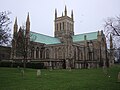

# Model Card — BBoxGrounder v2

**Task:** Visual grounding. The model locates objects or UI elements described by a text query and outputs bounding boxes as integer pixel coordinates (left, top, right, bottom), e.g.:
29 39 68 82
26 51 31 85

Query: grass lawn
0 65 120 90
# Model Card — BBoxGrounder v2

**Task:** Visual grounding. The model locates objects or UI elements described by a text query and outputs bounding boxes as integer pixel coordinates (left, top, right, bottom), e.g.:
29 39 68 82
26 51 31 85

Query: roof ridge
74 31 97 36
30 31 56 38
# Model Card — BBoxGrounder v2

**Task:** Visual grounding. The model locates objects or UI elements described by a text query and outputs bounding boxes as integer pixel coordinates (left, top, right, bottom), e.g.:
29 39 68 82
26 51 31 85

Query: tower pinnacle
14 17 18 34
15 17 17 25
26 13 30 34
55 9 57 19
65 5 67 16
26 12 30 23
71 10 73 20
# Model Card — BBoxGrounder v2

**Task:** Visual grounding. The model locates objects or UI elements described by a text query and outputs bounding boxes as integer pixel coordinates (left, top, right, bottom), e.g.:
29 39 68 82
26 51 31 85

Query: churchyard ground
0 65 120 90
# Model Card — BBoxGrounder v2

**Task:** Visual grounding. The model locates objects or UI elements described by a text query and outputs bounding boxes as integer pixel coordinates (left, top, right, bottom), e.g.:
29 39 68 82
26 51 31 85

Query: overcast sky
1 0 120 36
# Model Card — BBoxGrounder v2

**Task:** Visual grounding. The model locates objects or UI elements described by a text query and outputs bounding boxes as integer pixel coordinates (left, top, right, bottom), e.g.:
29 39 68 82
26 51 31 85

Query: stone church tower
54 6 74 39
54 6 74 68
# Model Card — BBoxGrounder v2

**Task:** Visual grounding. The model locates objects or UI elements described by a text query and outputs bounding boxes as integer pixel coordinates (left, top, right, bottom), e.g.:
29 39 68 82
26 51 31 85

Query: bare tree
0 11 11 46
104 15 120 48
15 25 36 68
15 26 27 68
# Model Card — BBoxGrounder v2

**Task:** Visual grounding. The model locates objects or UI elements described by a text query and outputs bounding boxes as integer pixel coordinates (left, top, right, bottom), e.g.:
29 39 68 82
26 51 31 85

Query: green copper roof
30 31 98 44
72 32 98 42
30 32 61 45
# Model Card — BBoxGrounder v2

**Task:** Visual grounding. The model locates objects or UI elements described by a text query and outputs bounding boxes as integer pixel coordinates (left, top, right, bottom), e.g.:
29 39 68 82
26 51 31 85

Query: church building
11 6 114 69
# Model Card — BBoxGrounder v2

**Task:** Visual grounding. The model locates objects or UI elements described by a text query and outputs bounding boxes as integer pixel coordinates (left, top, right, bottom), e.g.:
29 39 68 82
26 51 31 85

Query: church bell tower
54 6 74 39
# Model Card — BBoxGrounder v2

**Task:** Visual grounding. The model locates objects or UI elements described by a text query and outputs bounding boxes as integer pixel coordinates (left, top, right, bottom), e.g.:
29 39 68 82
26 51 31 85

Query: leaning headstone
118 72 120 82
37 69 41 77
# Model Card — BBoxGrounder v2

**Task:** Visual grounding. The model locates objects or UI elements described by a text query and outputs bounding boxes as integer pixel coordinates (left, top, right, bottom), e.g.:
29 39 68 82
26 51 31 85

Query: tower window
71 23 72 31
57 24 58 31
63 22 64 30
67 22 68 30
60 23 61 30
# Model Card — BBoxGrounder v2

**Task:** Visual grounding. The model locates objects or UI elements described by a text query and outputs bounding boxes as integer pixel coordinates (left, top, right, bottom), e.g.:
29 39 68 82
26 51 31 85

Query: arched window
60 23 61 30
36 47 39 59
55 48 57 59
67 22 69 30
70 23 71 31
40 49 42 59
71 23 72 31
81 52 83 60
77 48 80 60
57 24 58 31
31 47 34 59
40 48 44 59
74 48 76 60
58 48 62 59
69 23 71 31
62 22 64 30
89 52 92 60
46 49 49 59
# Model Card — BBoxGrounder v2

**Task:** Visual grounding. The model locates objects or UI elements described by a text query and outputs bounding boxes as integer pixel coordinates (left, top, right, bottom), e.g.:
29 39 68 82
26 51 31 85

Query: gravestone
103 66 108 76
69 67 71 71
79 64 81 69
49 61 52 71
66 59 69 69
17 66 20 71
50 67 53 71
75 63 79 69
37 69 41 77
21 69 24 77
97 63 99 68
118 72 120 82
88 63 90 69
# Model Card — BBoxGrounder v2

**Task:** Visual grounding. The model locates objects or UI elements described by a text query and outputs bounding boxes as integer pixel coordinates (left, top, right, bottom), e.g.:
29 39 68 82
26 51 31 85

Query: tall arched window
62 22 64 30
31 47 34 59
36 47 39 59
58 48 62 59
46 49 49 59
67 22 69 30
55 48 57 59
71 23 72 31
74 48 76 60
60 23 61 30
40 47 45 59
81 52 83 60
77 48 80 60
57 24 58 31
